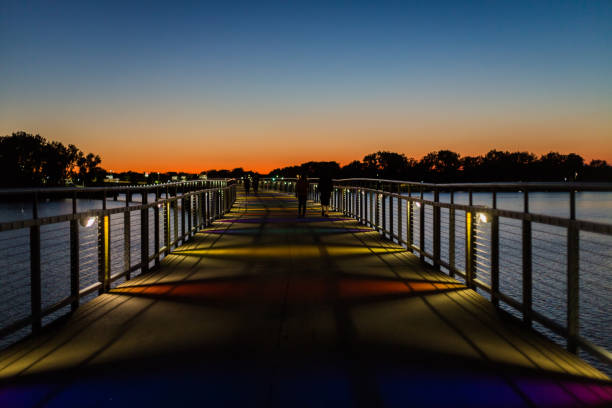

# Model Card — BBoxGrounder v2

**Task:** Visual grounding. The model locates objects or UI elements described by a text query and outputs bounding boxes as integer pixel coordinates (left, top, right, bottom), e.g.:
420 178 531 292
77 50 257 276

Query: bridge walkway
0 191 610 407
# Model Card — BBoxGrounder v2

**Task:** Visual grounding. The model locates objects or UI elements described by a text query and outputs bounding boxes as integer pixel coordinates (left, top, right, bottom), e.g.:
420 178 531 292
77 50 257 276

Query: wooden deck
0 191 611 407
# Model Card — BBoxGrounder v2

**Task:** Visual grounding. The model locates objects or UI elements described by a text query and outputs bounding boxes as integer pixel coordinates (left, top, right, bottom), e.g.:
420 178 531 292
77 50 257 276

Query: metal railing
261 177 612 370
0 180 236 346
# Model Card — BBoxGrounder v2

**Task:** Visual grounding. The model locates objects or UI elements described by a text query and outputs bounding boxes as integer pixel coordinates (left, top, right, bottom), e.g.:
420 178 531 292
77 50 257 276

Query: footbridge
0 179 611 407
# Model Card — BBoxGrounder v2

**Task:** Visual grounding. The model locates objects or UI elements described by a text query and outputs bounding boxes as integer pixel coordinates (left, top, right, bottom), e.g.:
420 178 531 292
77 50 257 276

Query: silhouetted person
253 176 259 194
318 173 333 217
244 177 250 194
296 173 309 217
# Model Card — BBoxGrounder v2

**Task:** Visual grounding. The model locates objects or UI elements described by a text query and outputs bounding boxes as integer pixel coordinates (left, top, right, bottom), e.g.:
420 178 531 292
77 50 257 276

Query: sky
1 0 611 173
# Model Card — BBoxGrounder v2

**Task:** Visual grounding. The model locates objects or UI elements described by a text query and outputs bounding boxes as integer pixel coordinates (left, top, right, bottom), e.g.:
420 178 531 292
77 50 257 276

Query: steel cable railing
263 177 612 373
0 180 236 349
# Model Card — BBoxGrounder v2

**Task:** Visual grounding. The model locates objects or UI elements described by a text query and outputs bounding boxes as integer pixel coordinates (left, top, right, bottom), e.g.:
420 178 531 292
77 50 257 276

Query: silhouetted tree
420 150 461 182
0 131 103 187
460 155 484 182
340 160 364 178
361 151 411 179
268 149 610 183
583 160 612 181
77 153 104 186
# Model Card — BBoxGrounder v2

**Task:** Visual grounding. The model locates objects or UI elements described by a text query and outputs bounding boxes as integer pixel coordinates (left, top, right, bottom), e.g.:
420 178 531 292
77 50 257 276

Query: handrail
0 178 235 196
331 178 612 192
0 182 237 344
261 178 612 371
259 177 612 191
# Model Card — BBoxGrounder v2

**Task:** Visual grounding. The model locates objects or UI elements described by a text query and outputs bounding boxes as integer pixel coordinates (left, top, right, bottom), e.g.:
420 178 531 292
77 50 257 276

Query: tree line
268 150 612 182
2 131 611 187
0 132 104 188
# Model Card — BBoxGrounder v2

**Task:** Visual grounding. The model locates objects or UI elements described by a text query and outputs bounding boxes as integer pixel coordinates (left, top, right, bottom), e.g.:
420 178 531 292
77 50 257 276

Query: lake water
1 191 611 374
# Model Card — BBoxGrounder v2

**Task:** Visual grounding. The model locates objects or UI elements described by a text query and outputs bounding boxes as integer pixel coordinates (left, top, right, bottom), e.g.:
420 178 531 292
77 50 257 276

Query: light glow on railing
415 202 422 208
477 213 489 223
79 216 96 228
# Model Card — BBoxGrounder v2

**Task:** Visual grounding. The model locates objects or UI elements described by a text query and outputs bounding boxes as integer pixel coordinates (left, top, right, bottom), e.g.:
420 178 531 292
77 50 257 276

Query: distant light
80 216 96 228
477 213 488 223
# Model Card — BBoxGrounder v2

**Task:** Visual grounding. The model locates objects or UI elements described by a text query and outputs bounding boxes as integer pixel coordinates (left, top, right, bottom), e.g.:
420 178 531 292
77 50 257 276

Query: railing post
197 192 202 228
389 186 394 241
491 191 499 307
141 191 149 274
124 193 131 279
369 191 373 227
407 197 412 251
103 214 110 291
375 192 380 231
382 188 387 234
347 189 350 216
153 188 163 268
70 194 79 310
348 188 352 217
362 190 366 224
466 208 475 288
203 191 207 226
187 195 193 238
522 189 532 326
212 190 217 220
30 193 41 333
567 190 579 353
449 191 455 277
220 189 225 215
346 188 349 215
433 188 441 269
419 188 425 262
181 195 186 243
164 201 170 255
398 193 403 245
356 188 360 222
173 198 179 246
98 193 110 294
342 188 350 216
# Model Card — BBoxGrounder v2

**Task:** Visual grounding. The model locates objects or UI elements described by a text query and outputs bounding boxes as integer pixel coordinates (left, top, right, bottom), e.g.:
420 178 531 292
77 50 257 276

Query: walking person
253 175 259 194
296 173 309 218
318 172 333 217
244 176 251 194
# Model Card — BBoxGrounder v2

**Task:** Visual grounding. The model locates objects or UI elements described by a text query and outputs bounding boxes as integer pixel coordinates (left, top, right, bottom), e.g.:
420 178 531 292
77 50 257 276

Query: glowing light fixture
477 213 489 223
79 216 96 228
415 202 422 208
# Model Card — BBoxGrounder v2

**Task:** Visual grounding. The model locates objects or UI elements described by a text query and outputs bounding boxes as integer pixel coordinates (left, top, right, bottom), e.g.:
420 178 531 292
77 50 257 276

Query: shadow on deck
0 191 611 407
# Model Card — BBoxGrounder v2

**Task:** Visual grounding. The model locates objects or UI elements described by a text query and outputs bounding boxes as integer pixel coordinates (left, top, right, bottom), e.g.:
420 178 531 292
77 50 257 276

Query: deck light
79 216 96 228
477 213 488 223
415 202 422 208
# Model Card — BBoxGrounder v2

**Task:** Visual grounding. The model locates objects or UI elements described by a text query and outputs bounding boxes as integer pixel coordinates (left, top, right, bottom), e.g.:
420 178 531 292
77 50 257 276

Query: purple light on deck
216 217 353 223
